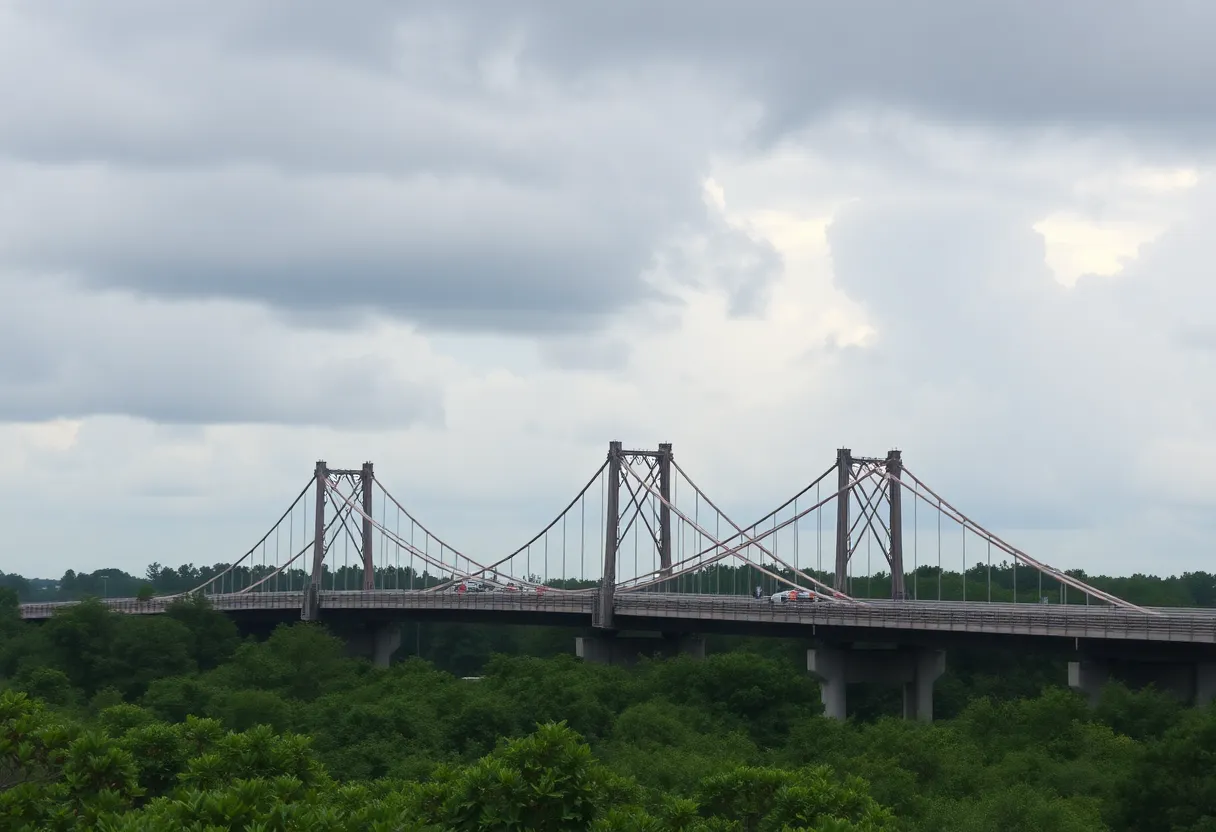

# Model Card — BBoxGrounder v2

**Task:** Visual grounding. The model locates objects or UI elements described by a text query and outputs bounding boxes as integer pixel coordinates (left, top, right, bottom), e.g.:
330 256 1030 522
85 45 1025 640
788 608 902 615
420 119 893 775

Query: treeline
3 592 1215 829
8 561 1216 607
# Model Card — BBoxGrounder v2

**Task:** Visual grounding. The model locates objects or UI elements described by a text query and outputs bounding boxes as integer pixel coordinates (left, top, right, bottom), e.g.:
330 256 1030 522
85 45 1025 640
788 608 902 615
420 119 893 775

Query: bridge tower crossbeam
304 460 377 621
834 448 906 600
595 441 673 630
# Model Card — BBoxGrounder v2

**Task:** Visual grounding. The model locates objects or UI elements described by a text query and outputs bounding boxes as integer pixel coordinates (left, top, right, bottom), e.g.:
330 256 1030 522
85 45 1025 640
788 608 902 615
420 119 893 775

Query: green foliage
1119 704 1216 831
0 587 19 636
5 589 1215 830
0 700 903 831
0 690 143 830
11 666 80 706
163 594 240 670
435 721 617 830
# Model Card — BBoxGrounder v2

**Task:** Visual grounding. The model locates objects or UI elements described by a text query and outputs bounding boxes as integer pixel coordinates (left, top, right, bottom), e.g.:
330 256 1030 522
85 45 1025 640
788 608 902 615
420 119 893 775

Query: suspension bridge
19 443 1216 719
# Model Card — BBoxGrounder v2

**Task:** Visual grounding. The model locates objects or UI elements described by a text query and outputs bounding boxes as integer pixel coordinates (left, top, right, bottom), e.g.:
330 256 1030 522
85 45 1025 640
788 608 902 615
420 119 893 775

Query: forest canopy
3 582 1216 830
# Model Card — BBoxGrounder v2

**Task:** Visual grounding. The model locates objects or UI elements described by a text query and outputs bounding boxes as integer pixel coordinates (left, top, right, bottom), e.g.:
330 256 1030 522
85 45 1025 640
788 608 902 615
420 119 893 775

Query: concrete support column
371 623 402 669
808 645 947 722
807 646 847 720
903 649 946 721
344 622 402 668
1197 663 1216 707
1072 657 1216 707
575 634 705 667
1068 659 1110 705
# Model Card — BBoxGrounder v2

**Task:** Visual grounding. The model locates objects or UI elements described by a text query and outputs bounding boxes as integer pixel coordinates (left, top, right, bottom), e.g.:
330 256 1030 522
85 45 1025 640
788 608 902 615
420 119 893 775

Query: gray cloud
0 273 444 427
427 1 1216 141
0 3 757 333
12 1 1211 340
0 163 671 331
660 214 784 317
43 1 1216 140
817 195 1139 525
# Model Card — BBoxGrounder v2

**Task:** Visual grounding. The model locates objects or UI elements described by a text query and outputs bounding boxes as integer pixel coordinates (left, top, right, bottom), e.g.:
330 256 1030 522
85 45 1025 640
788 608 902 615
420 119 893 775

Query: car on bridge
452 580 550 595
499 582 548 595
769 589 840 604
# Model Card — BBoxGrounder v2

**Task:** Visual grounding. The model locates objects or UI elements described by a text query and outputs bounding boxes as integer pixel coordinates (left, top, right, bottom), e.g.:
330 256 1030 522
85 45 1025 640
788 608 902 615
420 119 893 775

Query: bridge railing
19 592 1216 644
18 589 594 619
610 594 1216 643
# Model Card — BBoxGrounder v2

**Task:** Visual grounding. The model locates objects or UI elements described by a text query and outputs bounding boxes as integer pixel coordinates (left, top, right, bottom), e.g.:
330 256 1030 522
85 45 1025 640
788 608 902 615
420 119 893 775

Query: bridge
20 443 1216 720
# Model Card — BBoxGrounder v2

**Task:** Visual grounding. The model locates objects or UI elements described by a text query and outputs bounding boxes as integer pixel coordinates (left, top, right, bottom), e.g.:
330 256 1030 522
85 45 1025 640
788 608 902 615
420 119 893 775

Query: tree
40 597 123 695
0 587 19 637
164 594 240 670
0 573 30 600
1120 706 1216 831
695 765 895 832
0 691 142 828
436 721 638 831
11 667 78 707
110 615 196 698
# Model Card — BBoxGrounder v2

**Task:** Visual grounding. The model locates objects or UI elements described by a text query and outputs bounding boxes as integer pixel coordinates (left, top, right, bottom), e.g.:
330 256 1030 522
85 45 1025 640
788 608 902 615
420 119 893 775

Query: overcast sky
4 1 1216 583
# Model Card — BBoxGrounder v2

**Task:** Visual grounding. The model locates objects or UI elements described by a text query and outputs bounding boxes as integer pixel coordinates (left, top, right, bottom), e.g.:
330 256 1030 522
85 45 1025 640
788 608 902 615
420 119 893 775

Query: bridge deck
19 591 1216 645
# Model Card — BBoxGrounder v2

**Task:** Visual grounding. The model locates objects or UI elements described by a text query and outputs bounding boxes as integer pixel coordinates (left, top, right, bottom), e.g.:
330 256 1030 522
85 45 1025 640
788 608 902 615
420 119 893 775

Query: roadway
19 591 1216 652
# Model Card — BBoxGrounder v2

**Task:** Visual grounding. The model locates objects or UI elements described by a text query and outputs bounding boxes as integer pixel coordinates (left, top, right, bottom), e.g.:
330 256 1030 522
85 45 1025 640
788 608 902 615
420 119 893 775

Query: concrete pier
343 621 403 668
808 645 946 721
575 633 706 666
1069 657 1216 706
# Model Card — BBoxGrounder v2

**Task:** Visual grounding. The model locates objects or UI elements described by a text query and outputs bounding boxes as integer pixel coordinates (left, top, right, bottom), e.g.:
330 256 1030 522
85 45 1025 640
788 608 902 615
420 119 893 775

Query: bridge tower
303 460 377 621
594 441 674 630
833 448 906 600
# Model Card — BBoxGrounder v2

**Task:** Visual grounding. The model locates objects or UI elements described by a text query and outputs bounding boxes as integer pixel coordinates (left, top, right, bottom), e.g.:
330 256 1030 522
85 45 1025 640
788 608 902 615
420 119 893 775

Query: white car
769 589 839 604
459 580 548 595
505 583 549 595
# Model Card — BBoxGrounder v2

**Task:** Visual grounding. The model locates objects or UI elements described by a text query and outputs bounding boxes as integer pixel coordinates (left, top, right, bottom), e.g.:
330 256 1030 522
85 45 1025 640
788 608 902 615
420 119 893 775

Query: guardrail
17 589 595 619
18 591 1216 644
614 594 1216 644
